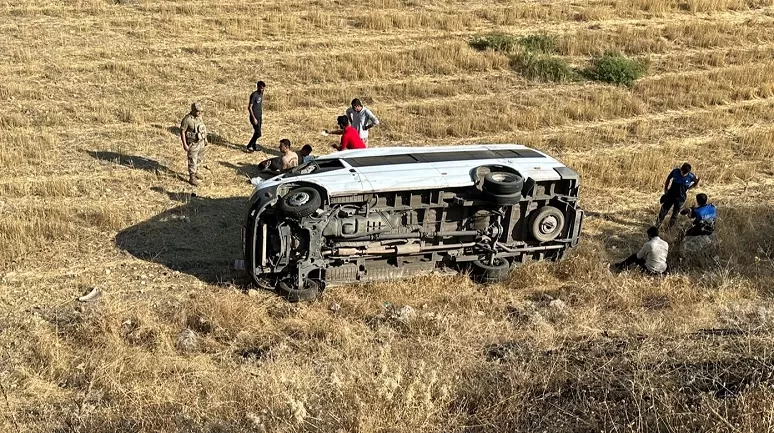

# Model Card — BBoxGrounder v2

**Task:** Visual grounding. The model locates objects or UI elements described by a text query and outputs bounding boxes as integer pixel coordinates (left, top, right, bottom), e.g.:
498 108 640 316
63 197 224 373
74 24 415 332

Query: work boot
189 175 200 186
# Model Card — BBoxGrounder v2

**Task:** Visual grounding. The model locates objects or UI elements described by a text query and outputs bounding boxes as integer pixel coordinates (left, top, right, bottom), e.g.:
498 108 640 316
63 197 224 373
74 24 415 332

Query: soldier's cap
191 102 204 113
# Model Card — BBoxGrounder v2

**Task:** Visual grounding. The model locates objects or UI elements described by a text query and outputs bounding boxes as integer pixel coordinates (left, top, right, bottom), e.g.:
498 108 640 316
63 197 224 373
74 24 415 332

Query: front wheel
470 257 510 284
278 187 322 218
277 279 321 302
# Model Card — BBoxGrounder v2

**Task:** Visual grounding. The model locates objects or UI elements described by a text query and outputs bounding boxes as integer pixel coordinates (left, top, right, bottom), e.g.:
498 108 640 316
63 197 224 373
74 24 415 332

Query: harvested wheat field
2 0 774 431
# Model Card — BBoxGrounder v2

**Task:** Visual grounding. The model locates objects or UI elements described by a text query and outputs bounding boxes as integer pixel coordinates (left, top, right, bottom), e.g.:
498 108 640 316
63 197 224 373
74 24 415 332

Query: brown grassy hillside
1 0 773 432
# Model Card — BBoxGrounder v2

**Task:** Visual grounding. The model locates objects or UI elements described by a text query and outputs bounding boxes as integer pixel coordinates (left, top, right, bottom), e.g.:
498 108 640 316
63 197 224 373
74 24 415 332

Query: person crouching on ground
656 162 700 229
258 138 298 173
329 115 366 151
614 226 669 275
680 193 717 237
180 102 207 186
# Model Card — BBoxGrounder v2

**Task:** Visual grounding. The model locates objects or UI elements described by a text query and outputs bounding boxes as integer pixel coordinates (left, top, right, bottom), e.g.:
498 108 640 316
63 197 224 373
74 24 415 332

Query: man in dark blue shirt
680 193 716 237
656 162 699 228
246 81 266 153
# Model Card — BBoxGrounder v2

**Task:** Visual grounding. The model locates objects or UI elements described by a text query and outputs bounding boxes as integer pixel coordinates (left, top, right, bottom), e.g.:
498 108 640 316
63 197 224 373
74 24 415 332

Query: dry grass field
2 0 774 431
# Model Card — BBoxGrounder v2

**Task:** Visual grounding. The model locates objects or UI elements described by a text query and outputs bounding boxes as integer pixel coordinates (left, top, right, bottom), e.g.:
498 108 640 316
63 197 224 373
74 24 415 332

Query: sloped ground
1 0 773 431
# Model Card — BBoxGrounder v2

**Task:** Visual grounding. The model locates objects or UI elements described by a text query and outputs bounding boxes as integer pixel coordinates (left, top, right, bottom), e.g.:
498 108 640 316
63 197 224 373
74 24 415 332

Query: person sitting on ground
680 193 717 237
258 138 298 173
328 115 366 151
296 144 314 164
613 226 669 275
656 162 700 229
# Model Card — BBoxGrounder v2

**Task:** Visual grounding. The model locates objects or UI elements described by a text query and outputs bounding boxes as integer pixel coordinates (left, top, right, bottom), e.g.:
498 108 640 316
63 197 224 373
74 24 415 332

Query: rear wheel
529 206 565 242
470 257 510 284
278 187 322 218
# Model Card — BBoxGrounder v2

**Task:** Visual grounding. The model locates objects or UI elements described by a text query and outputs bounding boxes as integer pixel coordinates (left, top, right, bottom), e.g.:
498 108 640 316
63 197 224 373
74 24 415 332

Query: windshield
290 161 318 175
288 159 346 176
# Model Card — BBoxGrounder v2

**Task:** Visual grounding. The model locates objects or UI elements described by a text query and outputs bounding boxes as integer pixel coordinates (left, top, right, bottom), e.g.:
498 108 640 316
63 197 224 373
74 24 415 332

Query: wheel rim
287 191 310 207
539 215 558 234
491 173 510 182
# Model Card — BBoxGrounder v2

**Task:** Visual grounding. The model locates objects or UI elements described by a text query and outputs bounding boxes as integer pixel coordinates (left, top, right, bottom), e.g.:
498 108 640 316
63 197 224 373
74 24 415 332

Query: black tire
277 279 321 302
529 206 565 242
470 257 510 284
482 191 521 206
278 187 322 218
483 172 524 195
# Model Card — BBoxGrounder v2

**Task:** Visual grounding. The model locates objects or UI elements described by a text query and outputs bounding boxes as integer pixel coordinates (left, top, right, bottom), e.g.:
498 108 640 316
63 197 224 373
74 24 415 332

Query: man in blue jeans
656 162 700 228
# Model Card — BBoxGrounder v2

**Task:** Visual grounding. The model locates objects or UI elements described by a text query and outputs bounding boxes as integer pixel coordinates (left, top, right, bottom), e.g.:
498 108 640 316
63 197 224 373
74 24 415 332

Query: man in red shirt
328 115 366 151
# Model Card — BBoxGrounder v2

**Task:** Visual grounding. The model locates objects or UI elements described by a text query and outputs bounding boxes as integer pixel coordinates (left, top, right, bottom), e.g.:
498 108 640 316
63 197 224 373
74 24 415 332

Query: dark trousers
657 196 684 227
247 119 262 149
617 254 666 275
685 225 713 237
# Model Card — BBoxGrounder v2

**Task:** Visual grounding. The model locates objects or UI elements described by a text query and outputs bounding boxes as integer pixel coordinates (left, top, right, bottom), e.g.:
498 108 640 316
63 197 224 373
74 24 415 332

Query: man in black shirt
246 81 265 153
656 162 700 228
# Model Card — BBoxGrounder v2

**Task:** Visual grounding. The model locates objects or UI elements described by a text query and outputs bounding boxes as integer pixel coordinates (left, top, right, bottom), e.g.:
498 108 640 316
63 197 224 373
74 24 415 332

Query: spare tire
470 257 510 284
482 191 521 206
529 206 565 242
483 172 524 195
278 187 322 218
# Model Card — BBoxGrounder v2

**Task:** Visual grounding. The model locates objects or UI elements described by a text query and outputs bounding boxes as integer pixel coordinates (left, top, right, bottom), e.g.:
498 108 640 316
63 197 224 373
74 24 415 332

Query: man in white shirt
614 226 669 275
345 98 379 145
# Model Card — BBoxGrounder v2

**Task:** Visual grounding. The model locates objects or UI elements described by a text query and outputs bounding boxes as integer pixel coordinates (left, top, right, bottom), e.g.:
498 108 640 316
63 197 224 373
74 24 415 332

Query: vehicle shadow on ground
115 195 248 285
86 150 181 178
149 186 197 202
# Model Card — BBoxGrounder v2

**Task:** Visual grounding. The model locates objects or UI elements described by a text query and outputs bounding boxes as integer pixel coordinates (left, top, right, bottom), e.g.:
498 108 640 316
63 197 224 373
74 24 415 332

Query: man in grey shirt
345 98 379 145
614 226 669 275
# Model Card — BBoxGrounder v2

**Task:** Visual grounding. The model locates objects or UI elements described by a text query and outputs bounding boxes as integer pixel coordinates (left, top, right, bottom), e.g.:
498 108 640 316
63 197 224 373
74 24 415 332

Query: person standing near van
345 98 379 145
246 81 266 153
656 162 700 228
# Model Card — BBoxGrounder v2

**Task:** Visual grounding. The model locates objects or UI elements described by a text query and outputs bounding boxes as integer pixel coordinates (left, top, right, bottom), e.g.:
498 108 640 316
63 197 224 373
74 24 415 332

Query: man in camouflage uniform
180 102 207 186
